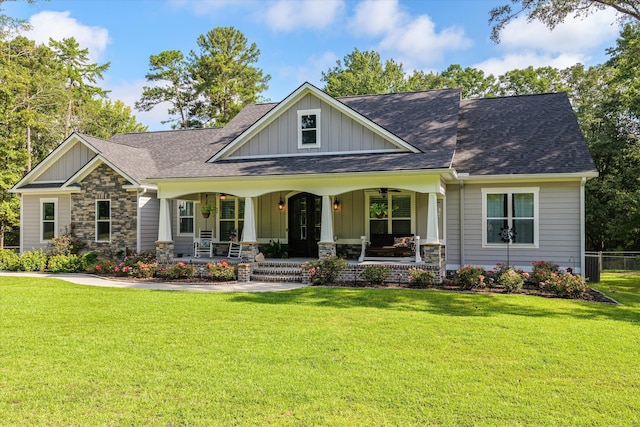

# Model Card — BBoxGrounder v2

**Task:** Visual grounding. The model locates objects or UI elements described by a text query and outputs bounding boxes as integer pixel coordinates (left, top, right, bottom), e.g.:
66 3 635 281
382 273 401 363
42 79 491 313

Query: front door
288 192 322 257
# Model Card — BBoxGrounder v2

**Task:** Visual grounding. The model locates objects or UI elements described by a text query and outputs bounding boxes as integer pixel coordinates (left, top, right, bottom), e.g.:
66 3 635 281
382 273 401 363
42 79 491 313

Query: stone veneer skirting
71 163 137 254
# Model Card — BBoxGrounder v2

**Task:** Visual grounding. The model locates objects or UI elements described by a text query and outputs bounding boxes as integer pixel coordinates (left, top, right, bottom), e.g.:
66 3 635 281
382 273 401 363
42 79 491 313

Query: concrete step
250 264 304 283
250 274 303 283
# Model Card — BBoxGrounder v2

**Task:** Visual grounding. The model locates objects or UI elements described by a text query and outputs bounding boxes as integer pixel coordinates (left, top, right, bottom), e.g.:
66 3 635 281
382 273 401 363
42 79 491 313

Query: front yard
1 273 638 425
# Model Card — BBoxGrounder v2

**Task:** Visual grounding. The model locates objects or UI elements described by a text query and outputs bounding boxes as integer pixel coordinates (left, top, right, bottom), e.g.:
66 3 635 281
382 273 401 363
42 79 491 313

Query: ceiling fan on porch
365 188 401 195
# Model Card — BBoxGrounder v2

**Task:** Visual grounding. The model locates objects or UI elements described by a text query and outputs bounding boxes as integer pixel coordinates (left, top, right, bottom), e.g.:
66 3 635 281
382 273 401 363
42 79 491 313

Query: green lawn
1 274 639 426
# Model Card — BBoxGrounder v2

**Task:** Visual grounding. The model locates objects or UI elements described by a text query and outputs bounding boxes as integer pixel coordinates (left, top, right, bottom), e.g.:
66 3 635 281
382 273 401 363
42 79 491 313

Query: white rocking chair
194 230 214 258
227 241 242 259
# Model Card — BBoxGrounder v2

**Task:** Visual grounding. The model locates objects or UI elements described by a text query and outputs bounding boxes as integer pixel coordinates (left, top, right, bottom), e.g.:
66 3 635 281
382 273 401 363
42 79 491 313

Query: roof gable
210 82 420 161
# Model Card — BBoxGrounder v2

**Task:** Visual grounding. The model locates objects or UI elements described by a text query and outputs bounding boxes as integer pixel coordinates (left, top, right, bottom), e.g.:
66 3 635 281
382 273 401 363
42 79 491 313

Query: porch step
250 264 304 283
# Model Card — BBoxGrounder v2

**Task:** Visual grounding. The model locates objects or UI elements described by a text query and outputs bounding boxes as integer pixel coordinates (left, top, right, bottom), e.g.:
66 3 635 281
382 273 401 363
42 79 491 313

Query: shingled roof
16 86 596 190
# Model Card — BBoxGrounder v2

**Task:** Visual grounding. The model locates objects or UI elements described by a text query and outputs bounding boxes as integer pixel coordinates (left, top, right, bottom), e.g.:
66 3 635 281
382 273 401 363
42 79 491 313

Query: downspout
580 177 586 275
20 193 24 254
459 179 465 267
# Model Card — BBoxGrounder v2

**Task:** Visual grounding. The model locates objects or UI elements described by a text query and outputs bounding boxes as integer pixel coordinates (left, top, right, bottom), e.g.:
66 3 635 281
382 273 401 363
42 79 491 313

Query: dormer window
297 109 321 148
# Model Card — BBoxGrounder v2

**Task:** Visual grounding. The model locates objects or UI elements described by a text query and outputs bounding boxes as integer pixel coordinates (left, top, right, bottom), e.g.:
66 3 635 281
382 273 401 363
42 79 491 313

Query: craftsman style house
11 83 597 278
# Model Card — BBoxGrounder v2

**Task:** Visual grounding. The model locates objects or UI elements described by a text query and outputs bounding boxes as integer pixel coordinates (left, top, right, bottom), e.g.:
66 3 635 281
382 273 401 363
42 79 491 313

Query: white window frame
177 200 195 236
40 198 58 243
297 109 321 149
95 199 111 242
218 196 244 242
481 187 539 248
364 191 415 237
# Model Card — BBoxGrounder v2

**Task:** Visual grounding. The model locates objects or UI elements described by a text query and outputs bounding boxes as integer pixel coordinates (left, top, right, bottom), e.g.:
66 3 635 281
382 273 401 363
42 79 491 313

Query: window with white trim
297 109 321 148
177 201 194 235
483 188 539 246
367 192 413 235
219 196 244 241
41 199 57 242
96 200 111 242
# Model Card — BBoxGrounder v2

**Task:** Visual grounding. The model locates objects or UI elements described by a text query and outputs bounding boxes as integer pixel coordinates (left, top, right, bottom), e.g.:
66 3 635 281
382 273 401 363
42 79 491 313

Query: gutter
580 177 586 275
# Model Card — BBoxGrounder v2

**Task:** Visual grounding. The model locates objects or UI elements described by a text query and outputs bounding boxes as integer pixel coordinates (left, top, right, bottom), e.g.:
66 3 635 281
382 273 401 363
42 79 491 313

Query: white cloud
476 9 620 76
262 0 345 32
20 11 110 62
348 0 472 69
474 52 586 77
500 9 619 54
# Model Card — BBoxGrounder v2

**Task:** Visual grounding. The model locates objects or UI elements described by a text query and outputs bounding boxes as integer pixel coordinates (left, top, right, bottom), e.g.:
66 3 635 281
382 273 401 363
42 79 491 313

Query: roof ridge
337 87 460 100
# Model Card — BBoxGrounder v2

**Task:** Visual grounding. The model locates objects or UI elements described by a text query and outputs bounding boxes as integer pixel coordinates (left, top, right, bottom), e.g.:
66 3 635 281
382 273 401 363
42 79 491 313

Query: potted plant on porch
200 201 216 218
369 203 388 219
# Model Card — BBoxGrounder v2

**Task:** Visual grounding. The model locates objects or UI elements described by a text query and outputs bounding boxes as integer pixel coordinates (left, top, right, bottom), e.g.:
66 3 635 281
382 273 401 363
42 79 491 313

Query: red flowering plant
206 260 236 281
455 265 486 290
304 256 347 285
160 262 195 280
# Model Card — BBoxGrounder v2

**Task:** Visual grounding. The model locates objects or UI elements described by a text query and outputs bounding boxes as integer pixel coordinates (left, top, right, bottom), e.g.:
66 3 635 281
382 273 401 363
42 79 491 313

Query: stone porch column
156 197 174 263
426 192 439 244
319 195 336 258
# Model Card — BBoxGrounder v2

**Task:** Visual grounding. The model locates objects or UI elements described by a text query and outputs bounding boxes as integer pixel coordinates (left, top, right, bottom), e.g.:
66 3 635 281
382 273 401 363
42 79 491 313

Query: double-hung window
297 109 321 148
367 192 413 235
177 201 194 235
41 199 57 242
96 200 111 242
219 196 244 241
483 188 538 246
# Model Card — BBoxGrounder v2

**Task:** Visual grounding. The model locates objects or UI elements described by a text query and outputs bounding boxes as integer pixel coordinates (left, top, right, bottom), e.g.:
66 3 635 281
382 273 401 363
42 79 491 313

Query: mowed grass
1 274 639 426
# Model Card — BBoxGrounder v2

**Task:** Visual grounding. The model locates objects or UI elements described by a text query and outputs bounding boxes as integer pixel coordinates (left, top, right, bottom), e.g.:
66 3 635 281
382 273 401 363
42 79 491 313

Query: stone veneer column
421 244 446 281
156 240 175 265
242 243 260 261
318 242 336 258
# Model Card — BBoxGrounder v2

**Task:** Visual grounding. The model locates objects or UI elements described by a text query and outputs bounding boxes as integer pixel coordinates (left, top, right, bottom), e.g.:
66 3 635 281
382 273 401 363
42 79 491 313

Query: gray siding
21 194 71 252
230 93 399 158
35 142 95 182
445 184 461 267
138 192 159 252
257 193 287 241
333 190 365 240
171 199 194 258
461 182 581 271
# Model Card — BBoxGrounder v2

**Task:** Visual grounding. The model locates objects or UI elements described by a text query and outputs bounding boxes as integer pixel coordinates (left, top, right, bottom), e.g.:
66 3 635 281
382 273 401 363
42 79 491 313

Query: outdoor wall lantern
219 193 227 200
278 196 285 211
333 196 340 211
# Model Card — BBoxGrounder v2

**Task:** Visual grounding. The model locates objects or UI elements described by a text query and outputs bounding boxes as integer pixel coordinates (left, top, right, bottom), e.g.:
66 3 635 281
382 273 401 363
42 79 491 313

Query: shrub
47 254 83 273
0 248 20 271
130 262 157 279
408 268 436 287
82 252 98 271
361 264 390 285
557 273 588 298
94 259 115 274
19 250 47 272
47 226 83 256
207 260 236 281
455 265 486 290
498 268 525 292
532 260 560 284
305 256 347 285
160 262 195 280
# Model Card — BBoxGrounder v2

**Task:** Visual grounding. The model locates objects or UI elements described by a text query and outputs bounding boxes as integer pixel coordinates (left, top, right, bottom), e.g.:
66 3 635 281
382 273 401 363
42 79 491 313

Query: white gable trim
12 132 98 190
62 155 139 189
209 82 420 162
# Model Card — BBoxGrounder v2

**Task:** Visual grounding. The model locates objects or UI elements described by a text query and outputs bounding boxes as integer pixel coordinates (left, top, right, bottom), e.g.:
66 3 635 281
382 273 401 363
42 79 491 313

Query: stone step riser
250 274 303 283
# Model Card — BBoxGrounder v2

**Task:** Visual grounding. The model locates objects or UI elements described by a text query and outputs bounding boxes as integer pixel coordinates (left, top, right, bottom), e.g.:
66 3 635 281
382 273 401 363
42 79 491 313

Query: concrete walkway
0 271 307 292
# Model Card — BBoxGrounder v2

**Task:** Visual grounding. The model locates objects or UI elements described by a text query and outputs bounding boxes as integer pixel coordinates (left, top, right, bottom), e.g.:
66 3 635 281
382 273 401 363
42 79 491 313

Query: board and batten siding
229 93 399 158
456 182 582 272
21 194 71 252
445 184 461 268
34 142 95 182
138 192 159 252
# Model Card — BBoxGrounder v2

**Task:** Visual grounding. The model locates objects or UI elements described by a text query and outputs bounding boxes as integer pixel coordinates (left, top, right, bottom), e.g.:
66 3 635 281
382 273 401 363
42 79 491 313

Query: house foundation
156 241 175 265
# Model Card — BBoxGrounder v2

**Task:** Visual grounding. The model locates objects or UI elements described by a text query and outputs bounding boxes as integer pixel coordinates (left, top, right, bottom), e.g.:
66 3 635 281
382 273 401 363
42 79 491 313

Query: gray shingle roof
453 93 596 175
77 88 596 182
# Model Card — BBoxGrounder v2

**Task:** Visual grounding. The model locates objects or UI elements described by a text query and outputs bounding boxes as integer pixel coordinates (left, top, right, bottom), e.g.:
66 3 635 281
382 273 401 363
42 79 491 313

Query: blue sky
3 0 623 131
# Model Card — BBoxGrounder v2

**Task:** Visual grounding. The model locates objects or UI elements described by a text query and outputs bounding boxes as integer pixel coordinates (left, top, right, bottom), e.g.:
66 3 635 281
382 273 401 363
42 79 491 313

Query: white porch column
158 197 172 242
320 195 334 243
426 192 439 244
241 197 257 242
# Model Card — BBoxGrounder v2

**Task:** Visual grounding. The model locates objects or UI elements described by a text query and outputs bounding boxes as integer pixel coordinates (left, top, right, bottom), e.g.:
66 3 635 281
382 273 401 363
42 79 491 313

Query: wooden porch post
319 195 336 258
426 192 439 244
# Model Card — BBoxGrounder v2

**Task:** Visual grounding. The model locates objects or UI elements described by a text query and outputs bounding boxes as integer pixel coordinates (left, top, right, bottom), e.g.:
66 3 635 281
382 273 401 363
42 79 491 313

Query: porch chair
193 230 214 258
227 241 242 259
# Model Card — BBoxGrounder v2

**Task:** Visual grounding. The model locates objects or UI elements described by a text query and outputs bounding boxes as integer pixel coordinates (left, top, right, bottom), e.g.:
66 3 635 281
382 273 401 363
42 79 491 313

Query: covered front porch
152 171 449 280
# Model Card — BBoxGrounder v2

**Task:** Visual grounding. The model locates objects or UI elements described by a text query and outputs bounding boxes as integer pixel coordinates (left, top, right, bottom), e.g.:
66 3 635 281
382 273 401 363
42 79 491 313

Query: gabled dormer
210 82 420 162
